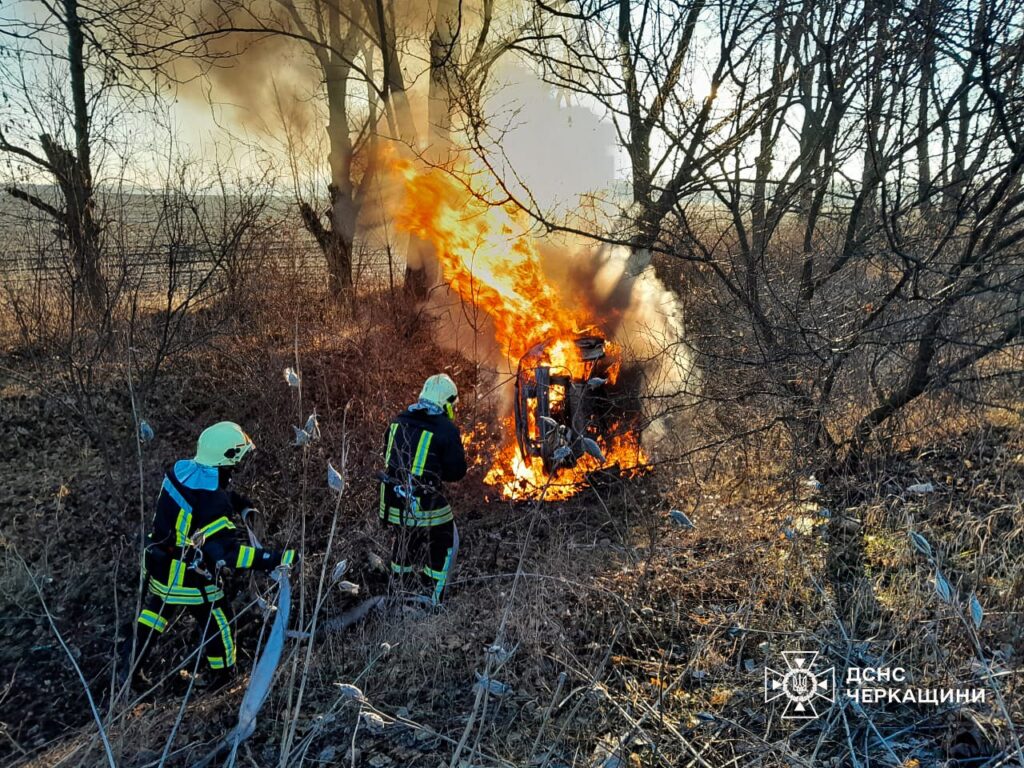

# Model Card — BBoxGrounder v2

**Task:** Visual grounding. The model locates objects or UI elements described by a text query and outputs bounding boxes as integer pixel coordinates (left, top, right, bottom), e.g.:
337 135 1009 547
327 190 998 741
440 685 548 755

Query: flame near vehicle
391 157 647 499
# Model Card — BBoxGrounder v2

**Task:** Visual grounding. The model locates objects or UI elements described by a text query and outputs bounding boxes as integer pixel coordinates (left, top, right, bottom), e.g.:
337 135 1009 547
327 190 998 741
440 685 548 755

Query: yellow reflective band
194 516 236 540
426 546 454 605
175 508 192 547
385 505 452 527
281 550 295 566
411 431 433 476
379 482 387 516
148 582 202 597
168 558 186 588
147 579 224 605
391 562 415 574
208 657 226 669
211 608 235 666
139 609 168 632
384 423 398 463
148 587 204 605
236 546 255 569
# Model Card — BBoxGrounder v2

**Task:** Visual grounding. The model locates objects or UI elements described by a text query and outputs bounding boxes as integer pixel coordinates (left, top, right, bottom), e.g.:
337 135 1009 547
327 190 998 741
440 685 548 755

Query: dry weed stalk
279 402 352 764
15 551 116 768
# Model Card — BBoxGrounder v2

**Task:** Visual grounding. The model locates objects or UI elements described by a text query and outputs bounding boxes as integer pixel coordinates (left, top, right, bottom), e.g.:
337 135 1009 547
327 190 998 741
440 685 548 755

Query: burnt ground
2 307 1023 767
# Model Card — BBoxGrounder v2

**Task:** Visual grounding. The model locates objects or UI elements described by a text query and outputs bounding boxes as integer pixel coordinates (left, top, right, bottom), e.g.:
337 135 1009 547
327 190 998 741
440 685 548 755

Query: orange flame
391 157 647 499
483 418 648 501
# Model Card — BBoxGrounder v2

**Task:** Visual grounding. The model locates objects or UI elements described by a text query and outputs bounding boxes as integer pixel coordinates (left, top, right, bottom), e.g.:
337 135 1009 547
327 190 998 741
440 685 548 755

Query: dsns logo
764 651 835 719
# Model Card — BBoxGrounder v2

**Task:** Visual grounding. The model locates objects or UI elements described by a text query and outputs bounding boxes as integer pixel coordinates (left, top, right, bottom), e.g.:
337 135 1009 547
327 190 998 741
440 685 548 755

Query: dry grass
1 276 1022 768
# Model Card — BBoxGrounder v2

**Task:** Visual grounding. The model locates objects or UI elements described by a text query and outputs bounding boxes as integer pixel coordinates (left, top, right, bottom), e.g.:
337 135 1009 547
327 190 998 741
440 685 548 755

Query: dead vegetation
0 270 1021 767
2 0 1023 762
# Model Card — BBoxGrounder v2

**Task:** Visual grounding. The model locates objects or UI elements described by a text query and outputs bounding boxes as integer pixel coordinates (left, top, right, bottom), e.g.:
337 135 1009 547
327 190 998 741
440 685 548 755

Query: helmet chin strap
217 465 235 488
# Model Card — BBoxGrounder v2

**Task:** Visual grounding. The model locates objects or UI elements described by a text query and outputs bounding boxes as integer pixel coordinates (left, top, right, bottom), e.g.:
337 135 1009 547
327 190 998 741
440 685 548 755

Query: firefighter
120 421 296 691
378 374 467 605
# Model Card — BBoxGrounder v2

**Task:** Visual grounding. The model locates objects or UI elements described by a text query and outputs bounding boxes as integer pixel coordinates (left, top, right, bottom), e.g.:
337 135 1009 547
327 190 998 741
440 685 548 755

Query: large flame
483 418 647 501
391 156 647 499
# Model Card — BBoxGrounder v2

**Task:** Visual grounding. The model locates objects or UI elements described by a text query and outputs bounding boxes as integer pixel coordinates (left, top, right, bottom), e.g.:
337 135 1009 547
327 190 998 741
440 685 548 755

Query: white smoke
423 234 698 455
590 247 699 452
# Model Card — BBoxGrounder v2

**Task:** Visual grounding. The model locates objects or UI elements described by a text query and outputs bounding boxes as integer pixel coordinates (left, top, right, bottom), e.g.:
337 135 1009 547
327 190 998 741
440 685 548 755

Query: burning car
391 157 648 498
514 334 637 476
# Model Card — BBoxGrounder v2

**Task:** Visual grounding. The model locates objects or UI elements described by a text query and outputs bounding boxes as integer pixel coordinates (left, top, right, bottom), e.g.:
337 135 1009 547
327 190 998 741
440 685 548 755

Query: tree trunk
404 0 460 299
40 133 105 316
916 0 935 212
372 0 417 144
50 0 105 315
300 190 355 305
326 231 354 302
859 0 891 234
312 21 359 307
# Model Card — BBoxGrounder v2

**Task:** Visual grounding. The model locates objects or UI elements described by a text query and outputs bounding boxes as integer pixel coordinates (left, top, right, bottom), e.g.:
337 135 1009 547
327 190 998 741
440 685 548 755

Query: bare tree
139 0 384 304
147 0 482 305
289 1 373 305
0 0 120 314
469 0 1024 470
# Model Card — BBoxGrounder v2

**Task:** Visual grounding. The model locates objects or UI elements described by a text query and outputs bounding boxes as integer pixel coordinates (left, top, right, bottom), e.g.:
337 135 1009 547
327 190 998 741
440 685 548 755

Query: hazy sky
479 60 620 212
159 51 621 209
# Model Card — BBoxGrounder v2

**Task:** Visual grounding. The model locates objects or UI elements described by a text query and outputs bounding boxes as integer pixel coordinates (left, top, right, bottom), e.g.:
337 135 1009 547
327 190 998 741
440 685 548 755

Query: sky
131 48 624 208
2 0 824 211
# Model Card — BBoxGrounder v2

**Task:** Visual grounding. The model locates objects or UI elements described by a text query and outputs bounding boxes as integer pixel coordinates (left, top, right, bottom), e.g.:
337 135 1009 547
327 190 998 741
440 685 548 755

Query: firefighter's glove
276 549 299 571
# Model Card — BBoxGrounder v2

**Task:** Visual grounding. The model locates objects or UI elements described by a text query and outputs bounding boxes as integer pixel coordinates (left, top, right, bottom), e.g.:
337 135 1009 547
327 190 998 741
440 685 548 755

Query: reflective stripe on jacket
143 460 283 603
379 405 467 527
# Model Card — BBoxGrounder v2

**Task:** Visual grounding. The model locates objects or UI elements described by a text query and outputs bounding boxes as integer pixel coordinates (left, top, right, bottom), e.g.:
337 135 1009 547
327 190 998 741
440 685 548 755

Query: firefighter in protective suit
120 422 296 690
379 374 467 605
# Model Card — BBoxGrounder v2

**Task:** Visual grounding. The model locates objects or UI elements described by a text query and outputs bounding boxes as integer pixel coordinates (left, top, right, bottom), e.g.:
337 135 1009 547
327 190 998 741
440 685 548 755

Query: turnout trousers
386 519 458 605
128 591 237 677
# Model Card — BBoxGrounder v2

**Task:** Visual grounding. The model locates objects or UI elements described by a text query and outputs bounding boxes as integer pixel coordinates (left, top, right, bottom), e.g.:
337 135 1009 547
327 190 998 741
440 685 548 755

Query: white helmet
195 421 255 466
420 374 459 419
